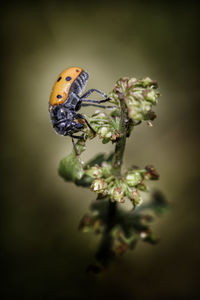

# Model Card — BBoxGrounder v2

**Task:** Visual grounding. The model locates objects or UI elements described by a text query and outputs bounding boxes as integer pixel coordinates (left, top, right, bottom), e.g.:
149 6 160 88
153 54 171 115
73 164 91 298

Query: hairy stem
95 93 129 266
112 93 129 176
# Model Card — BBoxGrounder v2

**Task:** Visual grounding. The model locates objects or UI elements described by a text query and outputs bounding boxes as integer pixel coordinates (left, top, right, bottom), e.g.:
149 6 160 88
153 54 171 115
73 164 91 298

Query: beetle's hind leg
81 88 112 106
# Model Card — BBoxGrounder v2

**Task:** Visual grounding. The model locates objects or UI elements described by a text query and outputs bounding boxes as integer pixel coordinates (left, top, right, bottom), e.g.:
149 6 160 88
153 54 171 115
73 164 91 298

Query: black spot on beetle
76 69 79 72
57 95 62 99
57 76 62 82
65 76 72 81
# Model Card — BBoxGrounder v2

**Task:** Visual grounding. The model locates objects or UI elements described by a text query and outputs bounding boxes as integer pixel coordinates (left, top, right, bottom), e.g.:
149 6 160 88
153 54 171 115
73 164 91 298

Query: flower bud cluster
87 110 121 144
111 227 136 255
111 226 158 256
79 197 162 261
79 213 104 234
108 77 159 123
86 163 159 206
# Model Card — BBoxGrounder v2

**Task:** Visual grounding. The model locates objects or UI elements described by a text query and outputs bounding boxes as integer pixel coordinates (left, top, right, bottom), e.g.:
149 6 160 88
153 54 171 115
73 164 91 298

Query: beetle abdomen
70 70 89 96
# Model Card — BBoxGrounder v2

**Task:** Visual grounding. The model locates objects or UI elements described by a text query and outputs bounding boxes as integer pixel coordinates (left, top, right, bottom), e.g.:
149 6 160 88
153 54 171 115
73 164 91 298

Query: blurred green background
1 0 200 299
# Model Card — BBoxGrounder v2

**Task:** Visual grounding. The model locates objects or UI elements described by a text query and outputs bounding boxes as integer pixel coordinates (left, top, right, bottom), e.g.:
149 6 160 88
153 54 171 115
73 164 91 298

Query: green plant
58 76 168 272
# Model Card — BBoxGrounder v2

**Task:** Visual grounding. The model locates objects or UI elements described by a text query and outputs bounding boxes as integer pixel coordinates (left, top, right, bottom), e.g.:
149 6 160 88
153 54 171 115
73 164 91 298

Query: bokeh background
1 0 200 299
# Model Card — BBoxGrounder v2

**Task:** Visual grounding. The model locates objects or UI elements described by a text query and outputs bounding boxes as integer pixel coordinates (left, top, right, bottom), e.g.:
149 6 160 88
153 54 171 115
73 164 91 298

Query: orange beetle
48 67 111 153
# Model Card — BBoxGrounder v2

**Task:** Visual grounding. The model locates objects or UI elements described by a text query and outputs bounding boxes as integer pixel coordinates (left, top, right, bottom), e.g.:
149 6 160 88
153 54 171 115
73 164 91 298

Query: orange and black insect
49 67 111 153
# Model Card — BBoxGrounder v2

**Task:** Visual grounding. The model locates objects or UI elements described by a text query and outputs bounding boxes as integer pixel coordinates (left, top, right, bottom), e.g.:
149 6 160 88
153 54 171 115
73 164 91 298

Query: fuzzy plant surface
58 76 168 272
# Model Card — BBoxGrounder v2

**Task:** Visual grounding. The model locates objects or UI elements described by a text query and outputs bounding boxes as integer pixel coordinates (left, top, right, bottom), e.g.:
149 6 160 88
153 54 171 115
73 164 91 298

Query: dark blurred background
1 0 200 299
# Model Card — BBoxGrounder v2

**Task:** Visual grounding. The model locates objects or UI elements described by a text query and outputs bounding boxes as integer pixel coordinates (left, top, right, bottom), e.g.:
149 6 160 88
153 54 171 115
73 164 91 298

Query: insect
49 67 112 153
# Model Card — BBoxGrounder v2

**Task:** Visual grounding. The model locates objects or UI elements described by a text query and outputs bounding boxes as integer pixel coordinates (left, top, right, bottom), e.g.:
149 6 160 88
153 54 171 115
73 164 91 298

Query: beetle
49 67 112 153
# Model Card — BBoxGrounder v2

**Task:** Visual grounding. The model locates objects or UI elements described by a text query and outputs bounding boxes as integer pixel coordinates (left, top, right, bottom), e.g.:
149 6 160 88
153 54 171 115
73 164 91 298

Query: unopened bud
85 165 102 178
143 89 158 104
126 171 142 187
136 183 147 191
140 77 158 88
112 187 125 203
99 126 109 136
90 178 107 194
132 190 143 206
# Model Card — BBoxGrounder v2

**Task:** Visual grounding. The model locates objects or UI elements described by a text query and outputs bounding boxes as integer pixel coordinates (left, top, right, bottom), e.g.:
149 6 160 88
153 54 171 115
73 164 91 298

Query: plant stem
109 92 129 212
95 93 129 267
111 93 129 176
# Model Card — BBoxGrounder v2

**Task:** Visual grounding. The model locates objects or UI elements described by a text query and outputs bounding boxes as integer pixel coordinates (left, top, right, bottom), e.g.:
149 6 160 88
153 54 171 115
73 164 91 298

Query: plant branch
58 75 164 271
94 92 130 267
111 93 129 176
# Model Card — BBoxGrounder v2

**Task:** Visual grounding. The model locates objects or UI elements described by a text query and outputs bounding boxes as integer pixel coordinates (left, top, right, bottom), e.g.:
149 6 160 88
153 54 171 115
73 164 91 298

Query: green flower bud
109 76 159 123
132 190 143 206
99 127 112 138
107 91 119 105
125 171 142 187
90 178 107 194
112 187 125 203
128 78 138 85
85 165 102 178
101 165 112 178
140 77 158 88
143 89 158 104
136 183 147 191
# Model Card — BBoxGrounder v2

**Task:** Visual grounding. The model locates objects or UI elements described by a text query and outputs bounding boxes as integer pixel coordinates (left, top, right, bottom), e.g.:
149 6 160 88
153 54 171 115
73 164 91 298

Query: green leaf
58 153 84 182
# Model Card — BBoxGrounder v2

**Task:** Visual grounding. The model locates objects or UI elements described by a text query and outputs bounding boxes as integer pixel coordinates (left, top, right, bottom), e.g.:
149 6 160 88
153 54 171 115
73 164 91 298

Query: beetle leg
81 103 115 109
76 114 96 134
81 98 111 104
81 89 107 99
70 135 85 139
71 135 84 155
71 138 78 155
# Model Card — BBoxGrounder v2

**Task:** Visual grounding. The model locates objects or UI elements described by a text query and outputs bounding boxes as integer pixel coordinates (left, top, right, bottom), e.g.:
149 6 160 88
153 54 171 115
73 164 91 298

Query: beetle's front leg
81 88 107 99
70 134 85 155
81 103 115 109
76 114 96 135
81 99 111 104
